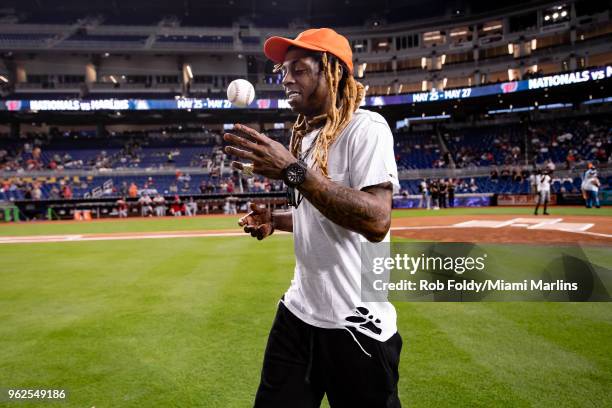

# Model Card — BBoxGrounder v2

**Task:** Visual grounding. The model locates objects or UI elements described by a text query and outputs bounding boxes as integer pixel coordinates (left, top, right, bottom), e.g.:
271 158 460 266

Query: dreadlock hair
274 51 365 177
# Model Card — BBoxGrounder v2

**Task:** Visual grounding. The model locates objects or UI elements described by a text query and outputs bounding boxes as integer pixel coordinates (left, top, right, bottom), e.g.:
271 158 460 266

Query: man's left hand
223 124 296 179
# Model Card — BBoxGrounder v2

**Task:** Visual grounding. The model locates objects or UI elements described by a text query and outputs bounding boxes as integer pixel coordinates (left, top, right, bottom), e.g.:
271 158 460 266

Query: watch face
286 163 306 186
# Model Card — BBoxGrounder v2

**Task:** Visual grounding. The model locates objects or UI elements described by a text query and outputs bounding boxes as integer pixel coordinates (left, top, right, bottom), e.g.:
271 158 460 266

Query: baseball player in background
534 169 551 215
581 163 601 209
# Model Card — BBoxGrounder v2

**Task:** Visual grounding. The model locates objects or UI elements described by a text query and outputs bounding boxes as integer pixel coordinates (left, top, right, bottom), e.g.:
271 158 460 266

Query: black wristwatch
281 161 307 187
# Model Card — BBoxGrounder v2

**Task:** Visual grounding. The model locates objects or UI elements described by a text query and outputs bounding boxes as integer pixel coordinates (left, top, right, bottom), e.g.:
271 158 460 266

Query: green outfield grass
0 206 610 237
1 212 611 407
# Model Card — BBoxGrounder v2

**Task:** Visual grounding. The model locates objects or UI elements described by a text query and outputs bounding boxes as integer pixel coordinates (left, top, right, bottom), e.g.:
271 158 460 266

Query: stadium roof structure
1 0 554 28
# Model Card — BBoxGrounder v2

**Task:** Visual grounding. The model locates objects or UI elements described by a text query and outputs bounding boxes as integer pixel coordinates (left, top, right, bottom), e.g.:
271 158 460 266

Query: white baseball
227 79 255 107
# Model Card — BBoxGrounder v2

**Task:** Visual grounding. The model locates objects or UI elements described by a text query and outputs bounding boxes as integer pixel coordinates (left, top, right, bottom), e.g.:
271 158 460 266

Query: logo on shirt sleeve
344 306 382 335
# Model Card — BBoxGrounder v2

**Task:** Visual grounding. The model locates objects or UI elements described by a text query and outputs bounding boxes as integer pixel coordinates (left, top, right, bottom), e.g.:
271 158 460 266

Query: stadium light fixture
109 75 117 84
544 15 550 21
552 12 559 19
423 31 441 40
508 44 514 55
483 24 502 32
561 10 567 17
531 39 537 50
0 75 8 83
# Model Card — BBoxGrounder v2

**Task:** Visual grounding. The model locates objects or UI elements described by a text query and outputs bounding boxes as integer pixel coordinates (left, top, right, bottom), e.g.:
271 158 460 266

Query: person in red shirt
62 184 73 199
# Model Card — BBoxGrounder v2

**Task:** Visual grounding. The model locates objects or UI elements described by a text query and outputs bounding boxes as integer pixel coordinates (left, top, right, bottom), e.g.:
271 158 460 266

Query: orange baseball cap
264 28 354 74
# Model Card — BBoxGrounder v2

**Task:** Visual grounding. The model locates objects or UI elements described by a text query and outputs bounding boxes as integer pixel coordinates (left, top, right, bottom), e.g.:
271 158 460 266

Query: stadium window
423 30 446 47
373 38 391 52
449 26 472 45
352 39 368 53
508 12 537 32
478 20 503 44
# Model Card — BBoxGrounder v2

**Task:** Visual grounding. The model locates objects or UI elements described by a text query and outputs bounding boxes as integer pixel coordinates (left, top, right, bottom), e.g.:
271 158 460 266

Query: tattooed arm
298 169 393 242
222 123 393 241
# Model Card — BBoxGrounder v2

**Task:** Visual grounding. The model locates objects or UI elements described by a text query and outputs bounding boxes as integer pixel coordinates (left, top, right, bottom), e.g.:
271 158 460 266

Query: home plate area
392 215 612 244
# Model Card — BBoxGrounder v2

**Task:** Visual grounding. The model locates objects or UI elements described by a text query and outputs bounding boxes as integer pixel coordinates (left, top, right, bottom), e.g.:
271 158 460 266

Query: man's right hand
239 203 273 240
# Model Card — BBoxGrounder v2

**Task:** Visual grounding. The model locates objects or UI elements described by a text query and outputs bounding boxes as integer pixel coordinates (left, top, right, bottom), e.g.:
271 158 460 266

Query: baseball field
1 207 611 407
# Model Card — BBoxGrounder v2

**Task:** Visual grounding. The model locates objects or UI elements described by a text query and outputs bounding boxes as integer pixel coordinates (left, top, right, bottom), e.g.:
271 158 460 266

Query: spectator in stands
199 180 208 194
181 180 190 193
29 183 41 200
62 184 73 199
469 178 479 193
500 168 510 181
128 182 138 198
490 168 499 182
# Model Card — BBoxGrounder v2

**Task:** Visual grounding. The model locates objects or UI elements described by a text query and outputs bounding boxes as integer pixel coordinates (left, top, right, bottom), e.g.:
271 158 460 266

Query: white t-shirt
539 174 551 192
283 109 400 342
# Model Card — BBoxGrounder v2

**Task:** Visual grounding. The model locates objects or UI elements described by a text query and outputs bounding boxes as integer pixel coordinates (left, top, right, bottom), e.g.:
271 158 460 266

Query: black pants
254 302 402 408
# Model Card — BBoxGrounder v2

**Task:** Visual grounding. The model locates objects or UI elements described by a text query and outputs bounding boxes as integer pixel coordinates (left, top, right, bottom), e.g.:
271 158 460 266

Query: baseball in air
227 79 255 107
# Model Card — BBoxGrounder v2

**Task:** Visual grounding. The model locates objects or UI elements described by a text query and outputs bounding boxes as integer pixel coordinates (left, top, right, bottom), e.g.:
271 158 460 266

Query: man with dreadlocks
224 28 402 407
